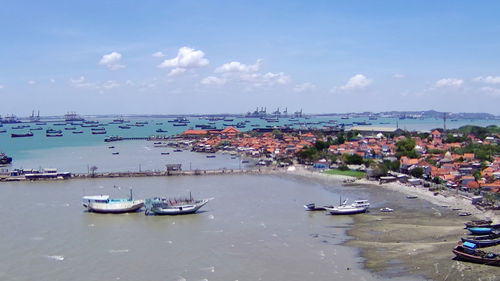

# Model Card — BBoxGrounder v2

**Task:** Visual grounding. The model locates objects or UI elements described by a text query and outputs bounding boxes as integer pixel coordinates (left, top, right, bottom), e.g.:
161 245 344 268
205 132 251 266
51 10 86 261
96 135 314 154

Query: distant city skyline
1 1 500 115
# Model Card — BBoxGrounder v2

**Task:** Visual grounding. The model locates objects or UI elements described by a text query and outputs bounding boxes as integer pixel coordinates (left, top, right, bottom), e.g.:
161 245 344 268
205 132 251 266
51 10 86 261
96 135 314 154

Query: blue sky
1 1 500 115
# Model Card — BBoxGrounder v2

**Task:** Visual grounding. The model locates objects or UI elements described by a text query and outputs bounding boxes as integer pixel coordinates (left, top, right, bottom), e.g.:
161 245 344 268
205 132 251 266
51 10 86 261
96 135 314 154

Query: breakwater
2 168 273 182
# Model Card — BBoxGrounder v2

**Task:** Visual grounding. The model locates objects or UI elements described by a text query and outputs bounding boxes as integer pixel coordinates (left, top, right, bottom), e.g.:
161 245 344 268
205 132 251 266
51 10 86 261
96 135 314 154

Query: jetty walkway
2 168 272 182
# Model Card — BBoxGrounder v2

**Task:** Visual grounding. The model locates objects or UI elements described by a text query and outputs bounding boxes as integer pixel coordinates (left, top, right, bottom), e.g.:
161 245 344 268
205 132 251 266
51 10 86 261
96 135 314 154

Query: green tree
473 169 482 181
410 167 424 178
343 153 364 165
395 137 419 159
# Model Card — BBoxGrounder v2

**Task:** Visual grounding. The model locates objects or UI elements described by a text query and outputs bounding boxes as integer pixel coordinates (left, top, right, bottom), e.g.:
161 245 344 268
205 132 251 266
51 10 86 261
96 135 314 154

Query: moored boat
468 227 495 235
144 194 211 215
83 189 144 214
465 219 493 228
453 242 500 266
325 199 369 215
11 131 33 138
461 236 500 248
303 203 330 211
0 153 12 165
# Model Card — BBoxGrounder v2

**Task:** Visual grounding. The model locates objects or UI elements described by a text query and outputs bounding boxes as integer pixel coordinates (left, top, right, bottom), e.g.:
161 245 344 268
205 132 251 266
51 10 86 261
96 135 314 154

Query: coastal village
179 124 500 208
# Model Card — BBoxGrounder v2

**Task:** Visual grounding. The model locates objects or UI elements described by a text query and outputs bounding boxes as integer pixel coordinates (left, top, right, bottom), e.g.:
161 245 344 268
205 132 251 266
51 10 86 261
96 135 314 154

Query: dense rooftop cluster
182 126 500 195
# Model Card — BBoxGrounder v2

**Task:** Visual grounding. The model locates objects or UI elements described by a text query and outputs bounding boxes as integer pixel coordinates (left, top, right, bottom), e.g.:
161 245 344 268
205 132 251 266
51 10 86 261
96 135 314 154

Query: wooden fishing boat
468 227 495 235
461 235 500 248
144 194 211 215
453 242 500 266
465 219 493 228
83 189 144 214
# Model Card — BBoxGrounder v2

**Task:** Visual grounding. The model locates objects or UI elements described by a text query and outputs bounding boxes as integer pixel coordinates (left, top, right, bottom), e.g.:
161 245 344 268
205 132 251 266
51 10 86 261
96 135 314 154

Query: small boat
458 212 472 216
461 235 500 248
156 129 168 133
206 155 216 158
453 242 500 266
72 131 84 134
144 194 211 216
11 132 33 138
46 129 62 134
380 207 394 212
303 203 329 211
325 199 369 215
82 189 144 214
92 130 106 135
118 125 131 129
46 133 63 137
108 146 115 149
468 227 495 235
465 219 493 228
173 149 183 152
0 153 13 165
112 152 119 155
161 152 170 155
406 195 418 199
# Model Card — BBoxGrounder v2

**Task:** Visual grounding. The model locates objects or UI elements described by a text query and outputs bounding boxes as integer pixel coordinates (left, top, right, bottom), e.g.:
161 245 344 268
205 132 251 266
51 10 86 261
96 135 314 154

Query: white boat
380 207 394 212
145 194 212 215
82 189 144 214
325 199 369 215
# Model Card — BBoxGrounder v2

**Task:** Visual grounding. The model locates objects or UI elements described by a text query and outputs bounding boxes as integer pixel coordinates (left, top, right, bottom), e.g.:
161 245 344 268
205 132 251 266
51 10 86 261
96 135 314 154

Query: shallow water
0 174 421 281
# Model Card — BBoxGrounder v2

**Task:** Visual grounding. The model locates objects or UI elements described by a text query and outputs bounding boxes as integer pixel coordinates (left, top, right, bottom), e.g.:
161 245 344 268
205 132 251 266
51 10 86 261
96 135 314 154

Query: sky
1 0 500 116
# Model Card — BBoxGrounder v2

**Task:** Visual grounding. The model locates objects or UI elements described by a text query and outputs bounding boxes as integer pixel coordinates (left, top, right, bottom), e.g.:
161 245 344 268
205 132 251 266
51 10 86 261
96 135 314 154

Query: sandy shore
281 166 500 280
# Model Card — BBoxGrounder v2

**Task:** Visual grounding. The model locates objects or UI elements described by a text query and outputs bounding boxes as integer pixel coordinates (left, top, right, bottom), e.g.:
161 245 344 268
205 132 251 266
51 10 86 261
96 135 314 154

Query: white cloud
481 86 500 97
28 80 36 85
201 76 227 86
69 76 93 88
99 52 125 70
294 82 316 92
50 78 55 83
262 72 290 85
102 80 119 90
0 84 4 89
340 74 372 90
473 76 500 84
434 78 463 88
158 47 209 75
392 73 404 79
168 68 187 77
215 59 262 73
152 51 165 58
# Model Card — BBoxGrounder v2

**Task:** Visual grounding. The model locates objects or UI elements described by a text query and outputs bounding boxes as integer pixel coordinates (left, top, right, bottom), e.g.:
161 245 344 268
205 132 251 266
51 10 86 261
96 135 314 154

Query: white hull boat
325 199 369 215
83 189 144 214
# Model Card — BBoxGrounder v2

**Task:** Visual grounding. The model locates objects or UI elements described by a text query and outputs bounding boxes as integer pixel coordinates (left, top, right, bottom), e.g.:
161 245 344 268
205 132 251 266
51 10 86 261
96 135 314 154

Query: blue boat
468 227 493 235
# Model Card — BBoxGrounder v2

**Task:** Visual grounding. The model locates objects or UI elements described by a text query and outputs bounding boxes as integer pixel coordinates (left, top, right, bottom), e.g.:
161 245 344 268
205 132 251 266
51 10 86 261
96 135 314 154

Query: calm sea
0 174 424 281
0 116 495 281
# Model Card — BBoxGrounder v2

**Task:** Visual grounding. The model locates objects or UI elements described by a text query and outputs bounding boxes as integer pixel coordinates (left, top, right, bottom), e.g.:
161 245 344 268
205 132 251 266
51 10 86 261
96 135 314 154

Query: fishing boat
380 207 394 212
325 199 369 215
465 219 493 228
0 153 12 164
406 195 418 199
303 203 330 211
11 131 33 138
144 194 212 215
461 233 500 248
82 189 144 214
453 242 500 266
468 227 495 235
156 129 168 133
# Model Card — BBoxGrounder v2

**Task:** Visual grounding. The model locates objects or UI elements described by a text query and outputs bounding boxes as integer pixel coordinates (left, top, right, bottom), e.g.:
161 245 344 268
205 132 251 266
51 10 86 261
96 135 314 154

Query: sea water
0 174 422 281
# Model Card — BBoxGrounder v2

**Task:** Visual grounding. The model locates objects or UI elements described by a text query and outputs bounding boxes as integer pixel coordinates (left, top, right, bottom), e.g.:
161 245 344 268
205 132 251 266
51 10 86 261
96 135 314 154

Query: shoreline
282 165 500 280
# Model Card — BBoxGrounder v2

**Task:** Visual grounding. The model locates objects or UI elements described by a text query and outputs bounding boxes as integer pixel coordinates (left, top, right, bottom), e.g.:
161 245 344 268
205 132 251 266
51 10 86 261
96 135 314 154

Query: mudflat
346 201 500 280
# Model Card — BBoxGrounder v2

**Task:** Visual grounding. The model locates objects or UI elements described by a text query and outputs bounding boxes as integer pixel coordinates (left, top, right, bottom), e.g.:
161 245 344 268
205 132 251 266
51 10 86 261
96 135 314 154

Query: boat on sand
453 242 500 266
325 199 370 215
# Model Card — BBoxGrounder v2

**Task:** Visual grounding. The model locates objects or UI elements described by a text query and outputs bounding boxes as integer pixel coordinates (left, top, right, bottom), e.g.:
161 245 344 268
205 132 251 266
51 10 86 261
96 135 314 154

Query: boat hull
468 227 494 235
145 199 209 215
461 237 500 248
453 247 500 266
326 206 367 215
84 201 144 214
